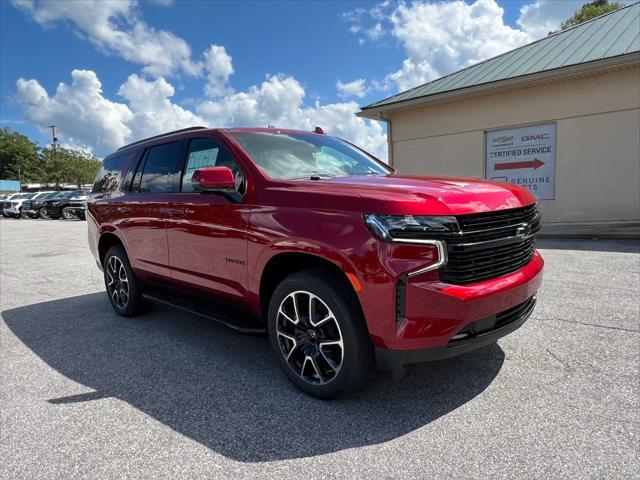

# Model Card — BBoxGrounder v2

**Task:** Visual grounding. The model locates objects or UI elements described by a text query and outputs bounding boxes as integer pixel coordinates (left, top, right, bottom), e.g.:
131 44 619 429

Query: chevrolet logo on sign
492 136 513 143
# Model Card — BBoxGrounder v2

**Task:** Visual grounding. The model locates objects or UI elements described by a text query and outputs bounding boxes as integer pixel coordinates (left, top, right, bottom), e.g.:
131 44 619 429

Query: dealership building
359 3 640 236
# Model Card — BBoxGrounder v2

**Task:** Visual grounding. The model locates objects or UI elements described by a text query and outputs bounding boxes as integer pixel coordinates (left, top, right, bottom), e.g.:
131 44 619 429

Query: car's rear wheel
103 245 152 317
61 206 75 219
268 270 372 398
38 207 50 219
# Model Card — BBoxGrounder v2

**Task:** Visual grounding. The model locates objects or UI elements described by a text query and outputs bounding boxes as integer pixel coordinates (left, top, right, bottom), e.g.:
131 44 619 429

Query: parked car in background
39 190 84 219
1 192 39 218
19 191 56 218
68 191 89 220
0 193 21 217
22 191 59 218
88 126 543 398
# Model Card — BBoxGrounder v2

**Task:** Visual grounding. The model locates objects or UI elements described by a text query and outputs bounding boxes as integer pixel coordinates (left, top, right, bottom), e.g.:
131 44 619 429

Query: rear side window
130 142 181 193
92 154 126 193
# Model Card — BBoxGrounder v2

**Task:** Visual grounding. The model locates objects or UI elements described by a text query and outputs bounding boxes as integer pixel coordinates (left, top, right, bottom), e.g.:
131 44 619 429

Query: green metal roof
362 2 640 111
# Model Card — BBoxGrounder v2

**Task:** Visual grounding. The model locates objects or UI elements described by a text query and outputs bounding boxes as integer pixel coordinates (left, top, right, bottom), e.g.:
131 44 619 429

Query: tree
40 146 101 188
561 0 624 30
0 128 39 181
62 148 101 188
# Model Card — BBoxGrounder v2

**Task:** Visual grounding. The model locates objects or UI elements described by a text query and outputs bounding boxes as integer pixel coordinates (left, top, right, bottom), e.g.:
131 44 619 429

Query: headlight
365 214 458 241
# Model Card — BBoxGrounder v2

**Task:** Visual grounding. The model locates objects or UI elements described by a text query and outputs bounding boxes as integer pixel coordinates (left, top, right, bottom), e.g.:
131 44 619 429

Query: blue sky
0 0 582 158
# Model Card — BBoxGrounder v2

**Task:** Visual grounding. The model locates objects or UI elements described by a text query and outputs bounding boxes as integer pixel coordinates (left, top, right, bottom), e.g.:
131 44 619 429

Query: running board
142 288 265 334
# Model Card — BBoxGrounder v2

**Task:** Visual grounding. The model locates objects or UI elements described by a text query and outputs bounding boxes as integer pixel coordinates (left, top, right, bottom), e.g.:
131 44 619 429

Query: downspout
379 113 393 167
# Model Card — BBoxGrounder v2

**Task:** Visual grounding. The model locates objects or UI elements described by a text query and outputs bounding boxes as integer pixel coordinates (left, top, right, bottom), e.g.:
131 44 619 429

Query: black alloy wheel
38 207 50 219
275 290 345 385
103 245 152 317
268 270 372 398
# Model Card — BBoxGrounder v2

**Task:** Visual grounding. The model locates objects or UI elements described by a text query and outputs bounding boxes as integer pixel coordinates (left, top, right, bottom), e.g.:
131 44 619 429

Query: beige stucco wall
388 67 640 231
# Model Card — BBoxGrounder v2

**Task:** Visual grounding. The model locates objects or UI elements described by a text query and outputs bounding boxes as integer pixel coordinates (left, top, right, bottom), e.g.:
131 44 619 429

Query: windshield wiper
288 172 333 180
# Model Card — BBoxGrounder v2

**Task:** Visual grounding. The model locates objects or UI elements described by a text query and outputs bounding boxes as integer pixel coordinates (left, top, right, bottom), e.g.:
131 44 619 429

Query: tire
21 209 29 219
61 206 75 219
38 207 50 219
267 269 373 399
103 245 152 317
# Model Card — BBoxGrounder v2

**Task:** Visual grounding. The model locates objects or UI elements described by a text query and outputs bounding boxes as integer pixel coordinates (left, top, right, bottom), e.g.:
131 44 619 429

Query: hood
292 174 536 216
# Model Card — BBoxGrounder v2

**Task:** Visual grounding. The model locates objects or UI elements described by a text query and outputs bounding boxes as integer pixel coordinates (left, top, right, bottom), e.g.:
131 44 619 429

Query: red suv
88 126 543 398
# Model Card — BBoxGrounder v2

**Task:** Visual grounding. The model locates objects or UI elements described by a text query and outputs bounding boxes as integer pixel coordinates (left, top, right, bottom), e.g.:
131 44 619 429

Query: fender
248 237 365 313
95 225 130 268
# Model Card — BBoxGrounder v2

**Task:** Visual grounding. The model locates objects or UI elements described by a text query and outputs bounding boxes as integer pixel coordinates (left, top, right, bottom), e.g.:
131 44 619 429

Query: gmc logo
521 134 549 141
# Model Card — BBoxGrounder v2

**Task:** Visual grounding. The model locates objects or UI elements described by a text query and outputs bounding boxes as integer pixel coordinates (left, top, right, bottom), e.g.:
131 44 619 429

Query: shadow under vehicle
3 292 505 462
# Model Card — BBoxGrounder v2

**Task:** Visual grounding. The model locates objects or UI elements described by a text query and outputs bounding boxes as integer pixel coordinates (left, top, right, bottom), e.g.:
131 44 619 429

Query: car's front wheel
103 245 152 317
61 206 75 219
268 270 372 398
38 207 50 219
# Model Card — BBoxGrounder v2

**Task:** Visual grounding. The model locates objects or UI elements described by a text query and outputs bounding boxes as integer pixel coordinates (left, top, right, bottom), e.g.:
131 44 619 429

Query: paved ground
1 219 638 480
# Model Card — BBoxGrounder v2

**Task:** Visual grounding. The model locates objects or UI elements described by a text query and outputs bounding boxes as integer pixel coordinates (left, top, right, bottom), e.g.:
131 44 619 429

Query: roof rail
117 126 208 151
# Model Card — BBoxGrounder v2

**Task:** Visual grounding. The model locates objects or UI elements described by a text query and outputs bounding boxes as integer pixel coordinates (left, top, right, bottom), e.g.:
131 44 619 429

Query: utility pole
48 125 59 190
48 125 58 151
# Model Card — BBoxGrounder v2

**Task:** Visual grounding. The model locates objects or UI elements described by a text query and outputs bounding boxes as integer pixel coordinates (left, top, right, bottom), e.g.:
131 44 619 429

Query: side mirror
192 166 236 194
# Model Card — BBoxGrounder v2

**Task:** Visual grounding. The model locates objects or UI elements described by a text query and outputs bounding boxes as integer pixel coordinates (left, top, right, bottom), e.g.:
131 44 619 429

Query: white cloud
117 75 205 141
336 79 368 99
366 22 385 41
11 0 201 77
386 0 531 89
341 3 392 44
15 71 388 160
203 44 234 97
16 69 133 153
343 0 577 93
517 0 583 38
196 75 387 158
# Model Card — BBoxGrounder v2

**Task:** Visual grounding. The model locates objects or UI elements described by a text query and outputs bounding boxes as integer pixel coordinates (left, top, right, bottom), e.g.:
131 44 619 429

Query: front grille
442 204 541 285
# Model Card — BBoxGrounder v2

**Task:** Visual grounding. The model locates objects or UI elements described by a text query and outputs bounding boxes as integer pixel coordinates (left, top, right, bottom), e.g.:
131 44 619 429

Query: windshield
54 191 79 199
232 132 392 180
14 193 34 200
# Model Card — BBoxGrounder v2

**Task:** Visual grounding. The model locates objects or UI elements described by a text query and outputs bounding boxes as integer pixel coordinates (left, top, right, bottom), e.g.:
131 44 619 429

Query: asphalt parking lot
1 219 638 479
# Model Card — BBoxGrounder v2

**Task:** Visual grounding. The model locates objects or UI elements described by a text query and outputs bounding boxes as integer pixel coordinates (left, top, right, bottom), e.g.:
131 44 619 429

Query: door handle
168 208 186 219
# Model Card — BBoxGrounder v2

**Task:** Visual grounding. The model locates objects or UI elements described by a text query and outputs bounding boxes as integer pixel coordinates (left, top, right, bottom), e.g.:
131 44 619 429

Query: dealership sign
485 123 556 200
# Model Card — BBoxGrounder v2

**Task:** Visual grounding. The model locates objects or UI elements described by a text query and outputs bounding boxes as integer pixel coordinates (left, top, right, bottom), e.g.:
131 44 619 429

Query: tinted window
181 139 242 193
92 154 126 193
232 132 391 180
131 142 180 193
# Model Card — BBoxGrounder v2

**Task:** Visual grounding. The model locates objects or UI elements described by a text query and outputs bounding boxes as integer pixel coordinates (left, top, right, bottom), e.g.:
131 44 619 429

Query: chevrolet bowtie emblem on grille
516 223 532 240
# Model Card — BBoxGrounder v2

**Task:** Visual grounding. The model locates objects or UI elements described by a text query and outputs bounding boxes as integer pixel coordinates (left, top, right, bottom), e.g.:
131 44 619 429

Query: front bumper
5 206 20 214
375 295 536 369
69 205 86 216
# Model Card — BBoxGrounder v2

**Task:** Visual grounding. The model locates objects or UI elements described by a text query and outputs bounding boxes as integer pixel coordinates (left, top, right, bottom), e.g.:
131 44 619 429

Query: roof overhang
358 52 640 120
